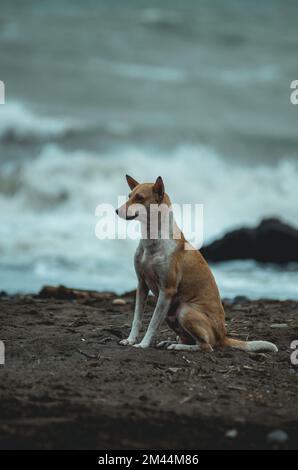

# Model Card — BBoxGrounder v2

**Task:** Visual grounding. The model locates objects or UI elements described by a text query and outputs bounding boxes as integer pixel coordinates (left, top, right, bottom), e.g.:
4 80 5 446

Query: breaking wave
0 102 91 143
1 143 298 297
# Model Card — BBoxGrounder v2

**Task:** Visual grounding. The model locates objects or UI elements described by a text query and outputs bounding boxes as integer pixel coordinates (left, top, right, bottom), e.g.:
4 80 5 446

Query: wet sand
0 288 297 449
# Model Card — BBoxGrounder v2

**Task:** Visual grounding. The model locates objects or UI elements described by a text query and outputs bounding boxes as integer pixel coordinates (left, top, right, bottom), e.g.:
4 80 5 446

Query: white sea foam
139 8 182 27
94 58 186 83
0 102 81 142
0 143 298 297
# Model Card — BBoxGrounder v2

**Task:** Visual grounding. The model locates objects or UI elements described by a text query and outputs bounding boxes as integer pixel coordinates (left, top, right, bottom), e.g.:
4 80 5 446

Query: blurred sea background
0 0 298 299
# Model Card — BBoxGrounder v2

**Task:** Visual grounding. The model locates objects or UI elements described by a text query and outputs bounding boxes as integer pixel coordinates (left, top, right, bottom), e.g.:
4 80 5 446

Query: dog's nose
115 208 119 215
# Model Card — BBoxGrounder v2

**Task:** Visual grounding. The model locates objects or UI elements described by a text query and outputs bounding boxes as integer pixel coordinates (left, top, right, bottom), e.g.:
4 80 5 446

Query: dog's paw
119 338 136 346
157 340 177 349
167 343 178 350
133 342 149 349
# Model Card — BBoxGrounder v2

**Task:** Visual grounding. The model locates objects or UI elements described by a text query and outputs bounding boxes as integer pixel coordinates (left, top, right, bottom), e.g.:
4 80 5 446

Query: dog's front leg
134 289 173 349
120 281 149 346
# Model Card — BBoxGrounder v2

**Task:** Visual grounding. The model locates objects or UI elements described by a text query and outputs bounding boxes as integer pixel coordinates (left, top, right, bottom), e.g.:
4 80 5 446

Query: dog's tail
224 337 278 353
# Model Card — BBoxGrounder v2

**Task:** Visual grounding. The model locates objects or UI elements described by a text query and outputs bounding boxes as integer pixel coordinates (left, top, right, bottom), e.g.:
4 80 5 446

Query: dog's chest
136 240 176 295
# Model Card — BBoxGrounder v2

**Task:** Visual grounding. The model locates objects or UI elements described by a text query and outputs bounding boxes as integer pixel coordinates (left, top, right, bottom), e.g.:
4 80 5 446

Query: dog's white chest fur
135 239 177 296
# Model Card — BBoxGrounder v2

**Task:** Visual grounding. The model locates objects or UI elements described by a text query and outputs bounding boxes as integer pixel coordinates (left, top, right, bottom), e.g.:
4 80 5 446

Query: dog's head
116 175 167 221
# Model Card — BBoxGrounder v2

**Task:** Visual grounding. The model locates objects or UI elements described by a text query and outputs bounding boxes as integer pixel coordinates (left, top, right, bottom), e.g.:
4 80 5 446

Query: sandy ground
0 288 298 450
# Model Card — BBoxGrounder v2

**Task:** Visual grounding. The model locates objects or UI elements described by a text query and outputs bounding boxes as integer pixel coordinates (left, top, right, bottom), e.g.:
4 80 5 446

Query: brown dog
116 175 278 353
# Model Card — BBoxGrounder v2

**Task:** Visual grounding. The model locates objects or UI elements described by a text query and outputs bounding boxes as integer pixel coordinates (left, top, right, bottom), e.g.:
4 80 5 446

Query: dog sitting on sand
116 175 278 353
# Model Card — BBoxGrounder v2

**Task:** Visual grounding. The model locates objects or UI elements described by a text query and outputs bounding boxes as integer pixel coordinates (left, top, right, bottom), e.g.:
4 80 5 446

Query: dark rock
233 296 249 304
201 218 298 264
38 285 114 301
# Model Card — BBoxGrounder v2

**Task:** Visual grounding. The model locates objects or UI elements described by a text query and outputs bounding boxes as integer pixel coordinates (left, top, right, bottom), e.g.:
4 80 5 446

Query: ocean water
0 0 298 299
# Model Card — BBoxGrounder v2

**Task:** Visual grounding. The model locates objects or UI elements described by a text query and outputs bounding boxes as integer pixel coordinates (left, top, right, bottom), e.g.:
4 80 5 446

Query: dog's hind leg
167 343 201 351
157 335 197 349
164 301 196 347
157 339 178 348
169 305 216 352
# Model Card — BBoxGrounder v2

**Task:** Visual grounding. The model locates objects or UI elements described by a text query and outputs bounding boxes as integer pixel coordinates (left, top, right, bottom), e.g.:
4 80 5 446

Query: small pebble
270 323 288 329
225 429 238 439
267 430 288 444
112 298 126 305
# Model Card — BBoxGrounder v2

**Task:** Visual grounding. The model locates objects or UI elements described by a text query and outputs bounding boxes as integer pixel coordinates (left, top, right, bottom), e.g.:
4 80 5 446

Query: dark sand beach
1 0 298 454
0 287 297 450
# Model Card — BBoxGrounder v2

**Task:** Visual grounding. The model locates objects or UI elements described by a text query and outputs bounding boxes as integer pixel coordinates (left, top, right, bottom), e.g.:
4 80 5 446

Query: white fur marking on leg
119 338 137 346
167 344 200 351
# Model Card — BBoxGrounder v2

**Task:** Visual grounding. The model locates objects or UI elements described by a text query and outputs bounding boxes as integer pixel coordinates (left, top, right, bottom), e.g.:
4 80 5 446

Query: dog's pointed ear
126 175 139 190
153 176 164 202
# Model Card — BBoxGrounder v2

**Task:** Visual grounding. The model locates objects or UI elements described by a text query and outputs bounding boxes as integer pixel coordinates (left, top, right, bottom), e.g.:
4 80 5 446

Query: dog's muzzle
126 211 139 220
115 208 139 220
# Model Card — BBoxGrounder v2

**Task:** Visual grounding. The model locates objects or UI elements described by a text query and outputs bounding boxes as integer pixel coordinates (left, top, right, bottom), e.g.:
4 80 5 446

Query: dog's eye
135 194 144 202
